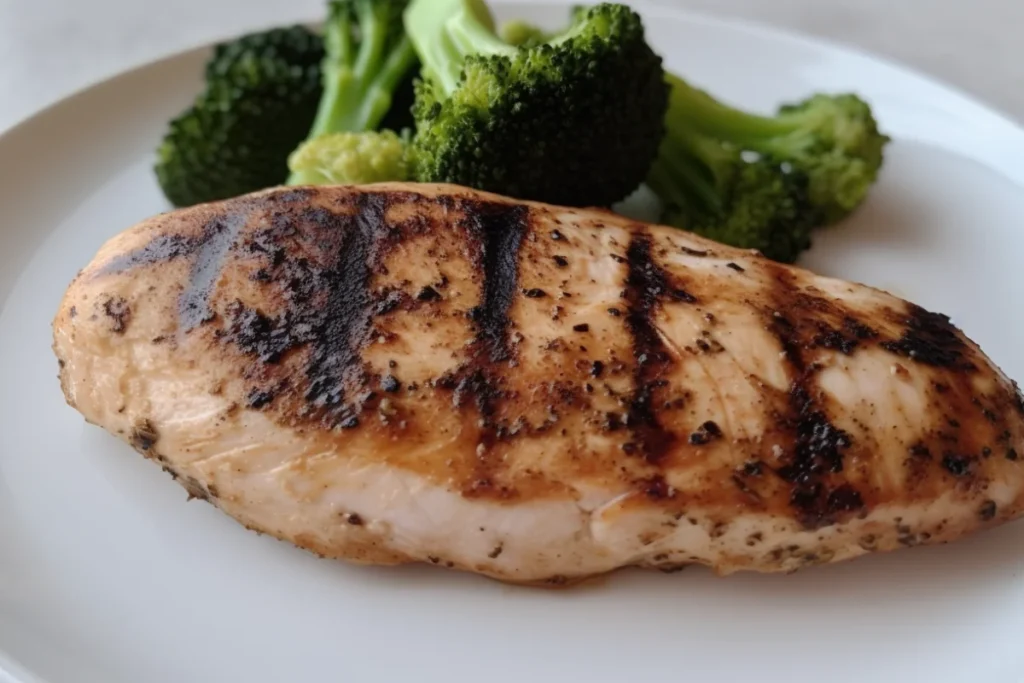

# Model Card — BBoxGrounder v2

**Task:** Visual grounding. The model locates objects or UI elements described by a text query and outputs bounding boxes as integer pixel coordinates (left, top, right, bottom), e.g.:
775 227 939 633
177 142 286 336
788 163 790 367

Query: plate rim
3 3 1024 683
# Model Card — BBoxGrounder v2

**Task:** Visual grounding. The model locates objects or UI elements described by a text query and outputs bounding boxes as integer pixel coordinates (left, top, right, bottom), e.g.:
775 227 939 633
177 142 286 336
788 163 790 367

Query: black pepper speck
689 420 722 445
417 285 442 301
942 453 972 476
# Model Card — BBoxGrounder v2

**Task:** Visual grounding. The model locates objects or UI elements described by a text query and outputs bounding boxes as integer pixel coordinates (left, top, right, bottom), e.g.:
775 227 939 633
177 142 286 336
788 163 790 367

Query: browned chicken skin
52 183 1024 584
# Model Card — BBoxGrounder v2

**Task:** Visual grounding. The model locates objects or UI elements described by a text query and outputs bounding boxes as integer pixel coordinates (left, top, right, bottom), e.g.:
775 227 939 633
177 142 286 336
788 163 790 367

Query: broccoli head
647 115 819 263
154 26 324 207
498 20 552 47
404 0 668 207
205 25 325 81
664 73 889 224
287 130 411 184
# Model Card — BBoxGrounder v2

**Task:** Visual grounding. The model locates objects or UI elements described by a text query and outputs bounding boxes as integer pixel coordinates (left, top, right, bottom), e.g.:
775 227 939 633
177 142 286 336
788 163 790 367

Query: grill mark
464 202 529 363
622 232 687 464
217 193 398 426
95 209 251 332
762 265 858 529
436 200 530 496
97 234 203 275
303 194 392 425
179 213 247 330
812 316 878 355
97 195 272 278
881 304 975 370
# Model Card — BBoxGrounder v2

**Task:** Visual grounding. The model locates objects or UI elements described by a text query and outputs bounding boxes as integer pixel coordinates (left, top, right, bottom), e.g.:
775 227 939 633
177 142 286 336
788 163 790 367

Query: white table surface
0 0 1021 133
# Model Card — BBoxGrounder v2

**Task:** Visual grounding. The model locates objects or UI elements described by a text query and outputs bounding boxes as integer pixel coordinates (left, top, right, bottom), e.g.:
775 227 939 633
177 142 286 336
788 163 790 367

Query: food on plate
154 26 326 207
285 0 420 186
647 73 890 259
497 18 553 47
288 130 412 185
151 0 890 263
53 183 1024 584
403 0 668 207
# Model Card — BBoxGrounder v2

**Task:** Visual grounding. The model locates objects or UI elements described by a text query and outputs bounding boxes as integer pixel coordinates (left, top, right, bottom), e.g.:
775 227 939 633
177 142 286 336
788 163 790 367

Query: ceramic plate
3 2 1024 681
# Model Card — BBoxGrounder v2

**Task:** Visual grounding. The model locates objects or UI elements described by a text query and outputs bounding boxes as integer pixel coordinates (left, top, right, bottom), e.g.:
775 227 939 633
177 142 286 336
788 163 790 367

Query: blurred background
0 0 1019 131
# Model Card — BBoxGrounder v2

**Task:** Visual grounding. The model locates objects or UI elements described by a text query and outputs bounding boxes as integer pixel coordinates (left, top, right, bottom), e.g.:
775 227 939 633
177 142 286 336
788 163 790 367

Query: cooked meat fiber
52 183 1024 584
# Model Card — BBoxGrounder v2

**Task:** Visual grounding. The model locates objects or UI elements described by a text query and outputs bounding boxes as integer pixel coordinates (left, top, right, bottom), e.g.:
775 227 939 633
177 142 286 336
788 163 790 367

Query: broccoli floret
154 26 324 207
205 25 325 80
404 0 668 207
287 130 411 184
663 72 889 224
498 20 551 47
287 0 419 186
648 135 818 263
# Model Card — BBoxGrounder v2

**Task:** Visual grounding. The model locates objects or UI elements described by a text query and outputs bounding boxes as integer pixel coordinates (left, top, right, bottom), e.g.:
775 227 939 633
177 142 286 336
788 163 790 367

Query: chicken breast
53 182 1024 584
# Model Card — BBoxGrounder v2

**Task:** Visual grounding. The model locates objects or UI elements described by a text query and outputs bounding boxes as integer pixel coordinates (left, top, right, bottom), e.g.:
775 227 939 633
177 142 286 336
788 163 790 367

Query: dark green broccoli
647 72 890 262
662 72 889 225
647 134 818 263
287 0 419 184
404 0 668 207
154 26 324 207
204 25 325 81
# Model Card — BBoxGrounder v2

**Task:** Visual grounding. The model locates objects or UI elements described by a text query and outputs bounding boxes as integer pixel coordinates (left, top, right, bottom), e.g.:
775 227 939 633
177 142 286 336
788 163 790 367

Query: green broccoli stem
353 0 390 78
647 138 720 214
288 4 417 185
305 26 416 137
647 120 740 217
665 73 807 148
647 153 713 220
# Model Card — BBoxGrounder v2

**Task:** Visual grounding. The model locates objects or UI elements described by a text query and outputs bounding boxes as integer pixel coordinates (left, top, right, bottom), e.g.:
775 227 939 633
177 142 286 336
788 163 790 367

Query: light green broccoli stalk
287 0 419 185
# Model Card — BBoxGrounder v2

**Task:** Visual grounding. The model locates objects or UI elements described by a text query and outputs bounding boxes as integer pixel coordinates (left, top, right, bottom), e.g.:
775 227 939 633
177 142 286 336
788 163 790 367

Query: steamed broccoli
647 72 889 262
662 73 889 225
204 26 325 81
154 26 324 207
287 0 419 185
404 0 668 207
498 20 551 47
647 136 818 263
288 130 411 184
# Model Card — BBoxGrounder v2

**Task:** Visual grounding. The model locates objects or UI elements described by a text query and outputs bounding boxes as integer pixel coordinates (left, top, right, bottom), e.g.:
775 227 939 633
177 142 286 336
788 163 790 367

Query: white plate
3 2 1024 682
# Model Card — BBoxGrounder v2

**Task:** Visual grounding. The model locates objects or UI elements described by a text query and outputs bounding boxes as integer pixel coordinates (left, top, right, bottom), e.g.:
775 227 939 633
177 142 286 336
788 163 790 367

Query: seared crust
52 182 1024 583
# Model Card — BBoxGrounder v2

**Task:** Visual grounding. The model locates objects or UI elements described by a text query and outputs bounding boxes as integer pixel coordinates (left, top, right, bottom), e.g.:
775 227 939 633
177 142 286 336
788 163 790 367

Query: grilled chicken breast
53 182 1024 584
